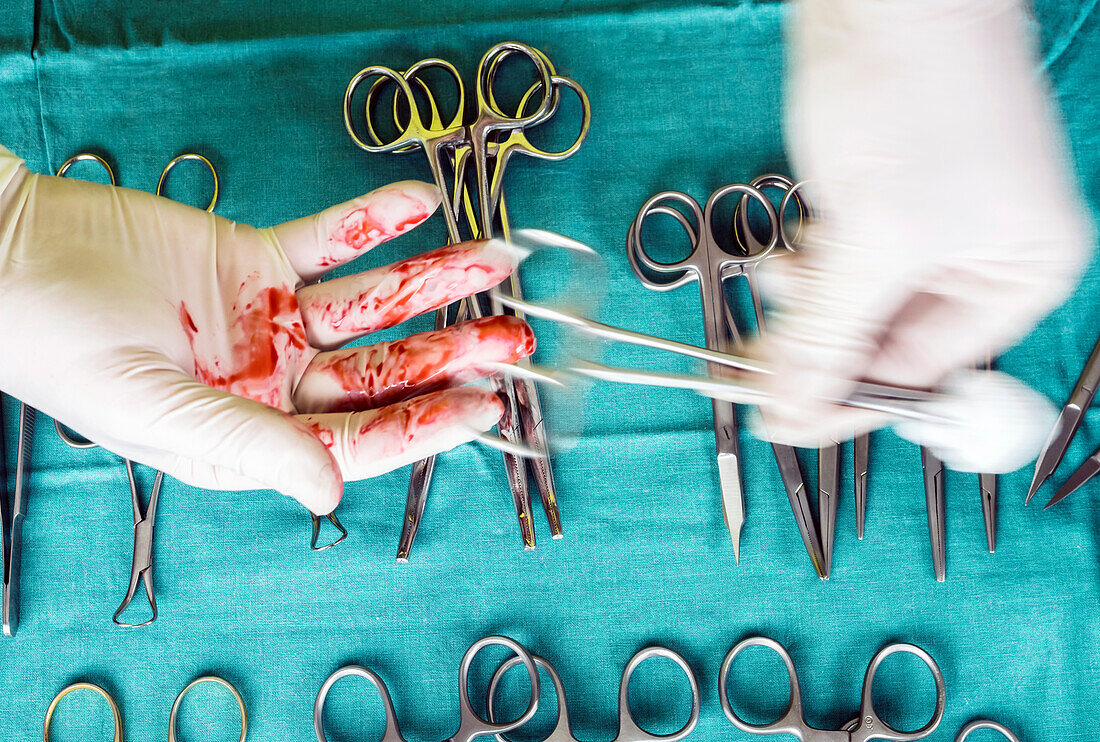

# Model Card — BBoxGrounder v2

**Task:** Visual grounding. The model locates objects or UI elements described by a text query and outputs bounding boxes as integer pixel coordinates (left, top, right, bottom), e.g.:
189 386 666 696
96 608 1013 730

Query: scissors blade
818 443 840 579
854 433 869 540
1026 336 1100 503
716 452 743 563
770 442 826 579
1046 451 1100 509
920 447 946 583
1025 403 1084 504
979 472 997 552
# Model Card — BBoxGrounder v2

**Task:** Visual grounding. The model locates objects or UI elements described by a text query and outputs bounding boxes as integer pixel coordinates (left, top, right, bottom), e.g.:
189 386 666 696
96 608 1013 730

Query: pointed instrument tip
1024 476 1043 506
1046 457 1100 509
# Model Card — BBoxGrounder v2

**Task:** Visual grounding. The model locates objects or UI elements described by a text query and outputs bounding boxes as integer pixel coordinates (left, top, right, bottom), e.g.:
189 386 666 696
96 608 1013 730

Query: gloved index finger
269 181 441 282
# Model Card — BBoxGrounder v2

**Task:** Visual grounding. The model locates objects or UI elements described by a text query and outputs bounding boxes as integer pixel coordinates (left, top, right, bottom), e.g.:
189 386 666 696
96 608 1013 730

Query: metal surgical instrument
1026 333 1100 507
920 447 946 582
345 42 588 556
977 354 997 552
54 152 218 625
486 647 701 742
1 399 33 637
169 676 248 742
43 675 247 742
720 636 946 742
627 178 828 575
314 635 541 742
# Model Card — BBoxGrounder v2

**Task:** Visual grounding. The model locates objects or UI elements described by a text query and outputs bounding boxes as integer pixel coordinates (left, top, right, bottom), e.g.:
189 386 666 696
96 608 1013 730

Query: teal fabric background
1 1 1098 740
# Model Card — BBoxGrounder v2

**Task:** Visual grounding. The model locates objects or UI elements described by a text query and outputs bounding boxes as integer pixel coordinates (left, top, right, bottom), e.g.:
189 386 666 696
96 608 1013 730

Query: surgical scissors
347 43 589 556
627 179 829 577
314 635 541 742
43 675 247 741
486 647 700 742
719 636 946 742
54 152 218 625
1026 333 1100 507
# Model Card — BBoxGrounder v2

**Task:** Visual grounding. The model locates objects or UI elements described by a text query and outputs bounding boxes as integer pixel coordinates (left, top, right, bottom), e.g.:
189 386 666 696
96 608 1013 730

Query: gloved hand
756 0 1094 451
0 146 534 514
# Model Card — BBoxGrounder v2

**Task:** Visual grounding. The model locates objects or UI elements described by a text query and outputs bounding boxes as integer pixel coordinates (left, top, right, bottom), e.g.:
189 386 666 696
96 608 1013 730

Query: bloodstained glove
0 146 534 514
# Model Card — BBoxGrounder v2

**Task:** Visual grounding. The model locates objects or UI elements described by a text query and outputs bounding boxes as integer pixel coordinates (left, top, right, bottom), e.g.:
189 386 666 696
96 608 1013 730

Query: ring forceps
54 152 217 625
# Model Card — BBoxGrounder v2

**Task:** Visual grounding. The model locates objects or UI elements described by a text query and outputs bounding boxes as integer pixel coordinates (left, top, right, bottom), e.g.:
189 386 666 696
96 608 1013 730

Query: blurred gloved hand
0 146 534 514
755 0 1094 448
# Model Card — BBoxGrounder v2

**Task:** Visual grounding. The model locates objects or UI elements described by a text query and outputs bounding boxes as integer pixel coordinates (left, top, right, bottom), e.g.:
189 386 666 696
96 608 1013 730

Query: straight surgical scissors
719 636 946 742
44 675 247 741
314 635 541 742
346 43 589 557
486 647 700 742
627 179 831 578
54 152 218 626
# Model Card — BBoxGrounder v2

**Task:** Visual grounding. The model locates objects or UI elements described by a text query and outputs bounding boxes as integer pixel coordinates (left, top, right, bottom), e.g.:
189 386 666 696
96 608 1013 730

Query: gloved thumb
94 362 342 514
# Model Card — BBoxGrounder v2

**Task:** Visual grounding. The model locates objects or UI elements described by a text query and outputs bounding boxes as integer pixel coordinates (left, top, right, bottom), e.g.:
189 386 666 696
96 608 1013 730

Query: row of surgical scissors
44 674 246 741
0 151 219 636
618 176 1001 580
313 634 1019 742
341 41 591 559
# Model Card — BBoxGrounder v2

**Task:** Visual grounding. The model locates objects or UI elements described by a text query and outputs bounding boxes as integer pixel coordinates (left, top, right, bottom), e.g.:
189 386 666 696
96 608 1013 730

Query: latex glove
756 0 1094 451
0 146 534 514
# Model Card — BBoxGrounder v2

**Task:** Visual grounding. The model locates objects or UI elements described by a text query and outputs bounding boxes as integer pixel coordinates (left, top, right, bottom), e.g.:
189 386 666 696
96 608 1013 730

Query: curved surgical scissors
314 635 541 742
43 675 247 741
719 636 946 742
486 647 700 742
53 152 219 625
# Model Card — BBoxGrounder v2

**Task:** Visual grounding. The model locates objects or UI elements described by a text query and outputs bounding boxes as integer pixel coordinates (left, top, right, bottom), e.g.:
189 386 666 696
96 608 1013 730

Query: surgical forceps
1030 334 1100 507
54 152 218 626
627 178 830 577
1 386 35 637
976 354 997 552
920 447 946 582
346 43 588 556
720 636 946 742
43 675 247 741
314 635 541 742
486 647 700 742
